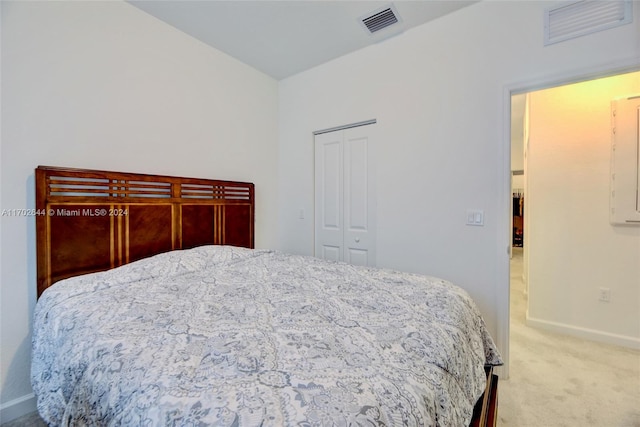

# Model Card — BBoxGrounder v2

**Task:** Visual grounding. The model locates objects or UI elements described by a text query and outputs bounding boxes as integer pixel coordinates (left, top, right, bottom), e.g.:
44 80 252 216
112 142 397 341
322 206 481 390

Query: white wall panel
278 1 640 359
0 1 278 418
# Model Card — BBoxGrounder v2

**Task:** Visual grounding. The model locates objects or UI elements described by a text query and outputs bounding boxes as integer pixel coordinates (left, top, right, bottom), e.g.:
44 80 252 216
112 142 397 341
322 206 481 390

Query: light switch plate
466 209 484 226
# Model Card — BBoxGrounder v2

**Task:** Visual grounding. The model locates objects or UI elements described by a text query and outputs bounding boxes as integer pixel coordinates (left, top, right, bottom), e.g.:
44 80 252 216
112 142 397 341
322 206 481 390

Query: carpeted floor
3 249 638 426
498 248 640 426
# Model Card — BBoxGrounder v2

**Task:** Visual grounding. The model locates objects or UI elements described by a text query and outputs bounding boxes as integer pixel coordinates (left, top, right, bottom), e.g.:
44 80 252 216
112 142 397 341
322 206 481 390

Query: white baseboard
526 315 640 350
0 393 36 424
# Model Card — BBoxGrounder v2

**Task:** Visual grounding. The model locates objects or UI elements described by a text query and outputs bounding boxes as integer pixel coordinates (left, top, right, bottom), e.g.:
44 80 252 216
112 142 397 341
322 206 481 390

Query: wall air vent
544 0 632 46
361 5 401 34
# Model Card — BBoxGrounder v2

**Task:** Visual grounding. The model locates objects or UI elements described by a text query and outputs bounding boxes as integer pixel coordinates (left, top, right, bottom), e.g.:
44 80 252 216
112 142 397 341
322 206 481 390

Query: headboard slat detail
36 166 255 297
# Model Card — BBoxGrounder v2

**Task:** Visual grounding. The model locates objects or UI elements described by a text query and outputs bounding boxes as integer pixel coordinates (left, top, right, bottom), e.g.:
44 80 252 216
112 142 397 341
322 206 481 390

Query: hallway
498 248 640 426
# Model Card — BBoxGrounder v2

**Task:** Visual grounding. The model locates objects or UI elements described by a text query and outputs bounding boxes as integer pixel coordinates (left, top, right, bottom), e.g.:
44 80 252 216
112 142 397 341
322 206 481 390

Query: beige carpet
498 248 640 427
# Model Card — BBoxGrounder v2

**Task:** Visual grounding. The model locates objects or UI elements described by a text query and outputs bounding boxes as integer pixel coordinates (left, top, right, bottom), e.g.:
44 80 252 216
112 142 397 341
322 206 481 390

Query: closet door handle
355 238 360 243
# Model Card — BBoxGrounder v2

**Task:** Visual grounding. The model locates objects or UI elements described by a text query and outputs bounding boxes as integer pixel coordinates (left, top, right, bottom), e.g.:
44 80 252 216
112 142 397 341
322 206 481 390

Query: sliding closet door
342 127 376 265
314 124 376 266
315 131 344 261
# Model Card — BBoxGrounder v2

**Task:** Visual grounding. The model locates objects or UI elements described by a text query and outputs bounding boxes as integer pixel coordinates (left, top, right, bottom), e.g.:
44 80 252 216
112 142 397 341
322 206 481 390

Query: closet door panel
344 127 375 266
315 132 344 261
314 124 376 267
322 246 341 262
346 248 368 266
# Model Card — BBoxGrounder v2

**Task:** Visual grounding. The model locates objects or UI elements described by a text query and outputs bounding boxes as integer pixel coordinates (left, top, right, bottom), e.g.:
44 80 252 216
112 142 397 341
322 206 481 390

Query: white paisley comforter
32 246 502 427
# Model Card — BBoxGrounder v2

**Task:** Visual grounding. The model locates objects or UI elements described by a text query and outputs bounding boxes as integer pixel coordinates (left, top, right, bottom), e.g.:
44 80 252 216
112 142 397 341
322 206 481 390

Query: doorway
507 70 640 373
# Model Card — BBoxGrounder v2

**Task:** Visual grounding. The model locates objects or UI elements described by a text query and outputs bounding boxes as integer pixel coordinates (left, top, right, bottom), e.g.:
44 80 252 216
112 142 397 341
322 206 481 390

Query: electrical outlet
598 287 611 302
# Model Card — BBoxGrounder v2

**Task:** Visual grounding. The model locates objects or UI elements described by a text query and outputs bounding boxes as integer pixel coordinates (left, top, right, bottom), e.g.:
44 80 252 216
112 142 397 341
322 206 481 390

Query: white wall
277 0 640 352
511 93 527 174
0 1 278 419
527 73 640 346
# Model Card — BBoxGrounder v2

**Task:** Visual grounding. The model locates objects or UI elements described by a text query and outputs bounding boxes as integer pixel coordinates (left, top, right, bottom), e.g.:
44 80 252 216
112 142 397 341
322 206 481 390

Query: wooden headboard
35 166 254 297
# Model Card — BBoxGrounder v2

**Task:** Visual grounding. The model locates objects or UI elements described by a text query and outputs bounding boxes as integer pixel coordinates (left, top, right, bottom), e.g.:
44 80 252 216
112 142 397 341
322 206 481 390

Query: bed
32 166 502 427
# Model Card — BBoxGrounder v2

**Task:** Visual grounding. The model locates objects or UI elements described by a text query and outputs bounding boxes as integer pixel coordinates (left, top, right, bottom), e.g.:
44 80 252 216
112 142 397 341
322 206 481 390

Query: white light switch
466 209 484 226
299 209 305 219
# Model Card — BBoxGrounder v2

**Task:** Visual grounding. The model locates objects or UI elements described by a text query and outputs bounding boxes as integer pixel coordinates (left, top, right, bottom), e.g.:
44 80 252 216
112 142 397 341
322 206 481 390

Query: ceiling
128 1 478 80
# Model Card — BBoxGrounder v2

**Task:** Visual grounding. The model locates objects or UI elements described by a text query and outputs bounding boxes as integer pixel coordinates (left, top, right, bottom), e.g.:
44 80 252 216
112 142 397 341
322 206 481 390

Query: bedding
32 245 502 426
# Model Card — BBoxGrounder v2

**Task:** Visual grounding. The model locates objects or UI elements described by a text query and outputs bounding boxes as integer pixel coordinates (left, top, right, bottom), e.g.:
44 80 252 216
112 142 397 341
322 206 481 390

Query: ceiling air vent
361 5 401 34
544 0 633 45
